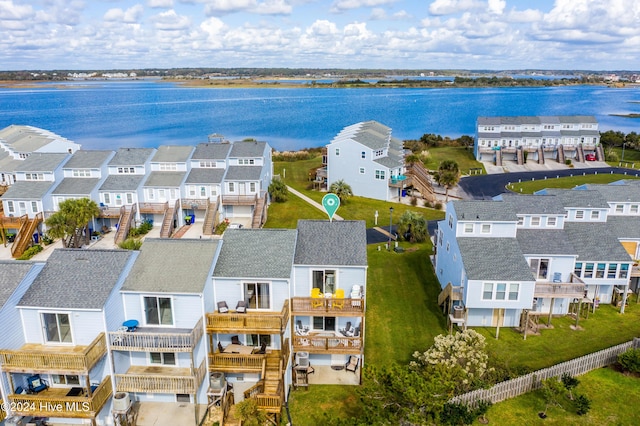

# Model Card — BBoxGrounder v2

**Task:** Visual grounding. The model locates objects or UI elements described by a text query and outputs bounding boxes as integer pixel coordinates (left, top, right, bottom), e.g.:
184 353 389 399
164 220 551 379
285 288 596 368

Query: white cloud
104 5 145 23
428 0 482 16
331 0 397 13
0 0 35 20
253 0 292 15
487 0 505 15
148 0 174 8
306 20 339 37
370 7 411 20
151 10 191 30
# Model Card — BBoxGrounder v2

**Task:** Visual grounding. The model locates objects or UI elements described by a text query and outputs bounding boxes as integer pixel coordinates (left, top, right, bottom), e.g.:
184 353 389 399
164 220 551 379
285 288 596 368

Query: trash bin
185 215 192 225
33 233 39 243
401 189 407 197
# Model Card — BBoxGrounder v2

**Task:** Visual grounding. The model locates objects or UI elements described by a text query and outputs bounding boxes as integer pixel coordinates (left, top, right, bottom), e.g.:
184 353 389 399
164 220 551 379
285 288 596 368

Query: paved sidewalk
287 185 343 220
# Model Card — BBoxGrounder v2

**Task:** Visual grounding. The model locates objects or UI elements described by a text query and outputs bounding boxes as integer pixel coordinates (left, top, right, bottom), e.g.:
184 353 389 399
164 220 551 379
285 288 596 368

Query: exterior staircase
557 145 566 164
516 147 524 165
405 162 435 201
251 193 268 228
202 196 220 235
11 212 42 258
495 148 502 166
160 200 179 238
114 204 136 245
576 144 585 162
596 144 605 161
537 146 545 164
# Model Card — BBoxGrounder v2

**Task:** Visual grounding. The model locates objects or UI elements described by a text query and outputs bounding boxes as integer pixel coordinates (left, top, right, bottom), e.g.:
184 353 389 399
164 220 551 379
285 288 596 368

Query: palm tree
434 160 460 202
329 180 353 204
268 178 289 202
46 198 100 248
396 211 429 243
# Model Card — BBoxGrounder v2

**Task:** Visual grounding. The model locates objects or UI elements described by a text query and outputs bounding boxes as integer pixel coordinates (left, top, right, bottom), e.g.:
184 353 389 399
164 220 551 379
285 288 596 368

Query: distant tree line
600 130 640 149
404 134 474 152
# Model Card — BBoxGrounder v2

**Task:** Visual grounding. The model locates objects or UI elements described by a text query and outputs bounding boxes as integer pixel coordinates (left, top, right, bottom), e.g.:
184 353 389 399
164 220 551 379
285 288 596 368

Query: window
200 161 215 168
481 224 491 234
143 296 173 326
496 283 506 300
361 151 366 159
158 163 177 171
607 264 617 279
446 242 450 252
335 148 340 156
631 205 639 214
596 263 605 278
375 149 384 157
509 284 519 301
147 189 154 200
117 167 135 174
245 282 270 309
250 182 256 192
574 262 583 277
312 270 335 294
531 216 541 226
448 215 453 229
238 159 255 165
547 217 557 226
189 186 196 196
482 283 493 300
72 169 91 177
615 204 624 213
247 334 271 347
374 170 385 180
115 194 123 206
150 352 176 365
25 173 44 180
517 216 524 226
52 375 80 385
619 264 629 279
104 193 110 204
464 223 473 233
590 210 599 220
7 201 14 213
584 263 594 278
42 313 72 343
313 316 336 331
31 201 38 212
228 182 234 192
529 258 549 280
200 187 206 197
359 167 365 174
575 210 584 219
126 193 133 204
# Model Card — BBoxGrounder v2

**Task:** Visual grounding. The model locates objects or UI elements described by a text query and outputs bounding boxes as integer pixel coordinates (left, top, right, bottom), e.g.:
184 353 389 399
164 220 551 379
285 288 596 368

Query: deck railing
108 318 203 352
181 198 209 210
292 335 362 354
138 202 169 214
7 375 112 419
115 359 206 394
291 297 364 315
206 301 289 333
0 399 5 422
0 333 107 373
534 273 586 298
243 381 283 414
208 353 266 373
221 194 258 205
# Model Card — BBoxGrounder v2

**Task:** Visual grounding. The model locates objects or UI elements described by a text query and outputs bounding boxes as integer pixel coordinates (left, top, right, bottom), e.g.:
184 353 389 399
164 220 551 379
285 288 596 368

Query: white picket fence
450 337 640 408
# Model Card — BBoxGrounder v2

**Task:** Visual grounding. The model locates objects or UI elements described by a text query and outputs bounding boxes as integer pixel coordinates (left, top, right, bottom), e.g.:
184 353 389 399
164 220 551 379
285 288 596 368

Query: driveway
459 166 639 199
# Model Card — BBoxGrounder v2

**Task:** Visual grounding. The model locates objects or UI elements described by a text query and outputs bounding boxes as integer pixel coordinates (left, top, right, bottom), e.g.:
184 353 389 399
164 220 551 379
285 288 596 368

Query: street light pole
622 142 625 162
388 207 394 251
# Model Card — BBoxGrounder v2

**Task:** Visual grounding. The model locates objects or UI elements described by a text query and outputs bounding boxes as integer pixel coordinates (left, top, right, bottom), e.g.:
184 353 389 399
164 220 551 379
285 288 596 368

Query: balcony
181 198 209 210
0 333 107 375
208 353 266 374
138 202 169 214
6 376 112 419
206 302 289 334
244 380 283 415
292 334 362 354
631 263 640 277
534 274 586 299
221 194 259 206
115 359 206 394
0 400 5 422
388 175 408 187
108 318 203 353
291 297 364 317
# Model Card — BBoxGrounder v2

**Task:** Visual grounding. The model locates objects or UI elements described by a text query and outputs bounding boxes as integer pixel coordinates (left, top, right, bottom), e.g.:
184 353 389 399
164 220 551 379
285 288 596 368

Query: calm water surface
1 80 638 151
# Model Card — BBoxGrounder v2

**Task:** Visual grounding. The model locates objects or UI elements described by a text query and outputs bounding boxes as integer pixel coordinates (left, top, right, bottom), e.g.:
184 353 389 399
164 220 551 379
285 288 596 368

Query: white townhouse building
475 116 601 164
326 121 407 201
435 185 634 331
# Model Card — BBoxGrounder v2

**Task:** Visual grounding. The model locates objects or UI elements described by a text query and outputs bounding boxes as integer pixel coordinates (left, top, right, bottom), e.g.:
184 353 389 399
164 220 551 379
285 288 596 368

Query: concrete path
286 185 343 220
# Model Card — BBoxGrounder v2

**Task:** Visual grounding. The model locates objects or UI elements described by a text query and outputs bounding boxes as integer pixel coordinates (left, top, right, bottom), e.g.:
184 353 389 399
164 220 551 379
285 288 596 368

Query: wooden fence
450 338 640 408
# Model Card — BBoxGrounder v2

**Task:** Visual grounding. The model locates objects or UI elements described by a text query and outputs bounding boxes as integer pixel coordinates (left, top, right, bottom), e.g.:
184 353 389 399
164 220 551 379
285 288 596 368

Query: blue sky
1 0 638 71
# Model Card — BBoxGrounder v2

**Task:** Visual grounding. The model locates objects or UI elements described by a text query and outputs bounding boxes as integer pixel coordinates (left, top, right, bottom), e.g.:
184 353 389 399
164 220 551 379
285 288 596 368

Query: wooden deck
208 353 266 373
0 333 107 374
6 376 112 419
206 302 289 334
534 274 586 299
291 297 364 316
221 195 258 206
108 318 203 353
292 334 362 354
115 360 206 394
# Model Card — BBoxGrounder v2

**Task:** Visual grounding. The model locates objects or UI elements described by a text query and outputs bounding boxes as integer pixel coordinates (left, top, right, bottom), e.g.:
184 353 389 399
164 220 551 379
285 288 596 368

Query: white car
228 223 243 229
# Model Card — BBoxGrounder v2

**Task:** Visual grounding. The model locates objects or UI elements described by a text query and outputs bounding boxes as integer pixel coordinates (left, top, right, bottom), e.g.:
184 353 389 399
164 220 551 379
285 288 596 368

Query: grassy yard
420 146 485 174
507 173 640 194
478 367 640 425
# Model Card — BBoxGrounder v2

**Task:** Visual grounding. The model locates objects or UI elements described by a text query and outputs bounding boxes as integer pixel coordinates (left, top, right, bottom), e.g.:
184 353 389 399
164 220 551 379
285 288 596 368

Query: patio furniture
345 356 359 374
217 301 229 313
123 319 138 332
340 322 354 337
231 335 241 345
27 375 48 393
218 341 225 353
252 343 267 354
226 344 253 354
552 272 562 283
332 288 345 309
296 320 310 336
311 288 323 308
235 300 247 313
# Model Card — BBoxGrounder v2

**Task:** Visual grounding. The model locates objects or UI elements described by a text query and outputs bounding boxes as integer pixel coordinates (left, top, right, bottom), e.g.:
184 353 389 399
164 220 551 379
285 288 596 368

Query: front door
491 308 504 327
18 201 27 216
239 183 246 196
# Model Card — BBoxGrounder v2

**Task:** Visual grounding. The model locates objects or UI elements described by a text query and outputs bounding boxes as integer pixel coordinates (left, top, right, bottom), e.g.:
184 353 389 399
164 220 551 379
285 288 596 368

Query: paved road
459 167 640 199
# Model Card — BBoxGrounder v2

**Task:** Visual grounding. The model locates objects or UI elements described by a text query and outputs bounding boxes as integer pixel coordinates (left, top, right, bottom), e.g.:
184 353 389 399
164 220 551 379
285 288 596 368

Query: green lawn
507 173 640 194
478 367 640 425
421 146 485 174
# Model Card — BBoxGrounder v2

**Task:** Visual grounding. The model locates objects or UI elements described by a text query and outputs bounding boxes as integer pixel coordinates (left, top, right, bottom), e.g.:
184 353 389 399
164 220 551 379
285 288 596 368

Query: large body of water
1 80 638 151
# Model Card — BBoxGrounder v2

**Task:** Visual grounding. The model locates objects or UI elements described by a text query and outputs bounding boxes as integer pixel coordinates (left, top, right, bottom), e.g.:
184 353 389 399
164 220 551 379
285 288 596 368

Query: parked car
585 153 596 161
228 223 243 229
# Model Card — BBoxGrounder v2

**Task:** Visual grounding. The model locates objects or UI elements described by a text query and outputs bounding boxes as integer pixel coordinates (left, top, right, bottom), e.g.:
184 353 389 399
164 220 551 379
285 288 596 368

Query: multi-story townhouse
291 220 367 384
110 239 220 425
0 261 45 422
0 249 137 425
326 121 407 201
208 228 297 425
475 116 601 164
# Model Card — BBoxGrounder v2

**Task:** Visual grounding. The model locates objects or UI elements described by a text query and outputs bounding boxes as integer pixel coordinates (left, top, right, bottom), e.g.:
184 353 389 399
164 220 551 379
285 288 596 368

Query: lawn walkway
286 185 344 220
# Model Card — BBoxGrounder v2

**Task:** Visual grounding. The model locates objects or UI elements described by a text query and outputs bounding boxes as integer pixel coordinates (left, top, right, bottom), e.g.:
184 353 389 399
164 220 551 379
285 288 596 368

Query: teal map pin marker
322 193 340 222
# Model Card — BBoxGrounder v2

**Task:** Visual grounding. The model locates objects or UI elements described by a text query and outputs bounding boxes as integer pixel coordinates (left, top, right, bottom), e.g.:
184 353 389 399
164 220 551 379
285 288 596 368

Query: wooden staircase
576 143 585 162
114 204 137 245
437 283 463 310
202 196 220 235
596 144 605 161
537 146 545 164
11 212 42 258
495 148 502 166
516 147 524 165
405 162 435 201
160 199 179 238
251 193 268 229
557 145 566 163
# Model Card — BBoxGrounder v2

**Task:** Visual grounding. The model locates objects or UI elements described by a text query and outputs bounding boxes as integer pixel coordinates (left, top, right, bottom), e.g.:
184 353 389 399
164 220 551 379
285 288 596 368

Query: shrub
617 348 640 373
268 179 289 202
423 200 433 208
565 158 572 165
119 238 142 250
440 402 474 425
18 244 43 260
215 221 229 235
410 196 418 206
575 394 591 416
434 202 443 210
41 234 54 245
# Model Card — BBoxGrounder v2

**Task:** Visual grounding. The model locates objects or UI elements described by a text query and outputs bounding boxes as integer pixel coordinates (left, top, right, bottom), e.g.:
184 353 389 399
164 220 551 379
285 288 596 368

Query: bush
18 244 43 260
440 402 474 425
410 196 418 206
119 238 142 250
41 234 54 245
618 348 640 373
565 158 572 165
575 394 591 416
434 202 443 210
215 221 229 235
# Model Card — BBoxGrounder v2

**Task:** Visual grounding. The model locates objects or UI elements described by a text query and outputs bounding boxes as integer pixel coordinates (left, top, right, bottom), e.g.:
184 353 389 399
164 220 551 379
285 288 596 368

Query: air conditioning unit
297 351 309 367
210 372 226 392
113 392 131 412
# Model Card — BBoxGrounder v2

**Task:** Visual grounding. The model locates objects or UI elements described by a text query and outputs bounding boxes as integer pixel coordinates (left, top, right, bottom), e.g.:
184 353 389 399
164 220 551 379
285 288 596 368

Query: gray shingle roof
17 153 69 172
122 239 219 293
606 216 640 239
64 150 113 169
0 125 74 153
457 238 535 281
563 222 631 261
0 154 20 172
109 148 155 166
144 171 186 187
499 193 566 215
453 200 518 221
2 181 55 199
582 184 640 203
543 189 610 209
516 229 578 256
185 168 226 184
214 229 297 279
52 178 100 195
224 166 262 180
18 249 135 309
294 220 367 266
152 145 194 163
192 143 232 160
229 141 268 157
0 261 40 309
374 155 403 169
99 174 145 191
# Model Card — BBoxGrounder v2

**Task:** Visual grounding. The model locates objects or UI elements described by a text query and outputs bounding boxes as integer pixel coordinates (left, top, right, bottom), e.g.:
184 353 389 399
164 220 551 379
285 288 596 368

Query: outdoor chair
552 272 562 283
345 356 359 374
27 375 48 393
252 343 267 354
340 321 353 337
217 301 229 313
218 341 225 353
332 288 345 309
311 288 324 308
231 335 241 345
295 320 310 336
236 300 247 313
